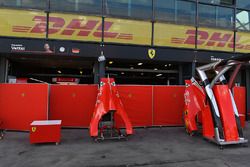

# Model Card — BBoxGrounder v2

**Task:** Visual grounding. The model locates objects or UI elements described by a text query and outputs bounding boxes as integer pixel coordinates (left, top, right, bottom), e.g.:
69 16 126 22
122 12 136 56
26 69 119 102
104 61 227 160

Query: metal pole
246 67 250 120
192 60 196 77
98 51 106 82
0 57 8 83
179 64 183 85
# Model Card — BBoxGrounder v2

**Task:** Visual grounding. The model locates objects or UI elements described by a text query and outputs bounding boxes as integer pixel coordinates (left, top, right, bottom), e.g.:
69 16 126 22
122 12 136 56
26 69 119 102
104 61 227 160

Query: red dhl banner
1 9 250 52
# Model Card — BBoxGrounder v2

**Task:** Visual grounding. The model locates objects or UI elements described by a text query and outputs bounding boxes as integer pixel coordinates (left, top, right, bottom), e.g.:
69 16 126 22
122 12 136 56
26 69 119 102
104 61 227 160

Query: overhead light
121 72 125 75
137 62 143 66
154 68 158 70
165 64 168 67
57 70 62 74
169 64 172 66
80 71 83 75
156 74 162 77
109 61 113 65
130 67 134 69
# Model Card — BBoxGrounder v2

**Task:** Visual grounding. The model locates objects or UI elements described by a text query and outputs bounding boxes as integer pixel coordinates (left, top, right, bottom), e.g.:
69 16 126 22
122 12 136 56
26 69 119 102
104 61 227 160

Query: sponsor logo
12 16 133 40
171 29 250 50
185 119 189 128
21 93 25 97
100 81 104 87
10 15 250 51
11 44 25 51
52 77 79 82
98 54 106 62
148 48 156 59
184 90 190 105
184 110 188 115
72 93 76 97
59 47 65 53
211 56 224 62
31 127 36 132
72 48 80 54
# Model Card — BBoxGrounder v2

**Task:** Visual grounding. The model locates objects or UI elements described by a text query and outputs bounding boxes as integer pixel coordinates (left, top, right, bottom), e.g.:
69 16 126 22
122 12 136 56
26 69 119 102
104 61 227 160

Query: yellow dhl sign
49 13 152 45
48 13 102 42
0 9 151 45
0 9 46 38
155 23 250 53
0 9 250 53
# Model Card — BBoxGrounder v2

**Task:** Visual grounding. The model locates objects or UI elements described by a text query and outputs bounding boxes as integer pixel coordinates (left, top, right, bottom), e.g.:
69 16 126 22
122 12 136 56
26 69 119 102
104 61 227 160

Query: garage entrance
106 59 191 85
7 55 95 84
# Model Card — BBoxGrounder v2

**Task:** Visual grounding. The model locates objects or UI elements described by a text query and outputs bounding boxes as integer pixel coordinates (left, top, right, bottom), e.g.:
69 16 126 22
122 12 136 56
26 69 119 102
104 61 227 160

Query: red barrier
214 85 239 141
233 86 246 128
49 85 97 127
0 84 48 131
115 85 153 127
0 84 245 130
50 85 185 128
153 86 185 126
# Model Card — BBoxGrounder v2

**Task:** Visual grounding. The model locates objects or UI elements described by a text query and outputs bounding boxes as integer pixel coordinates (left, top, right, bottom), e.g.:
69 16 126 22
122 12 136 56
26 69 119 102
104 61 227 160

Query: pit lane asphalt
0 123 250 167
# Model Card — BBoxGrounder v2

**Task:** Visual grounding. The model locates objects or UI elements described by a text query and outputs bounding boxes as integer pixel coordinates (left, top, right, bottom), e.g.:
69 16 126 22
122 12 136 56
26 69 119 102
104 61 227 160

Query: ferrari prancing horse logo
31 127 36 132
148 49 156 59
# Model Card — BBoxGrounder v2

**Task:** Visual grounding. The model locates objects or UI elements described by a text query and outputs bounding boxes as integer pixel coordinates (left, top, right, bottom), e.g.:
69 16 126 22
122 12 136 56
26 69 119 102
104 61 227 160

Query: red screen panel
233 86 246 128
153 86 185 126
115 85 153 127
213 85 239 141
0 84 48 131
49 85 98 127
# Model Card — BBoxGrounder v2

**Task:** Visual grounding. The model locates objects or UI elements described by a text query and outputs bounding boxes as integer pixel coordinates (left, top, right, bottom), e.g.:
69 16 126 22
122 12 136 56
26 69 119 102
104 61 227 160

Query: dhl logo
12 16 133 40
11 15 250 51
171 30 250 50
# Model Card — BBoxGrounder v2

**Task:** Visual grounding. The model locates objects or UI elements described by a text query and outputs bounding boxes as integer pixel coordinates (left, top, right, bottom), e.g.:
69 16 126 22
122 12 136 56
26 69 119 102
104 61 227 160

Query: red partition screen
0 84 48 131
49 85 98 127
0 84 244 130
115 85 153 127
153 86 185 126
233 86 246 128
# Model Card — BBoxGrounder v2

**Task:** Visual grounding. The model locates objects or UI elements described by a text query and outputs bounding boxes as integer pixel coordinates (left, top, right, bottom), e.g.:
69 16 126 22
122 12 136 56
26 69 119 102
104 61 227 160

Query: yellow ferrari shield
31 127 36 132
148 49 156 59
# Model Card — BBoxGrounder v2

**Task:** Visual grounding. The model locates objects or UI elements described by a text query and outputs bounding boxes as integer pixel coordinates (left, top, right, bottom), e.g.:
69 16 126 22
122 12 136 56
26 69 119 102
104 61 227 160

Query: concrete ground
1 123 250 167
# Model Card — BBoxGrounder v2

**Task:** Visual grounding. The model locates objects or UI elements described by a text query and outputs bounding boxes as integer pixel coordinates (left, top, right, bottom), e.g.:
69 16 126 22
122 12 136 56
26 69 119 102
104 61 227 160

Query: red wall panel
1 84 243 130
153 86 185 126
0 84 48 131
115 85 153 127
49 85 97 127
233 86 246 128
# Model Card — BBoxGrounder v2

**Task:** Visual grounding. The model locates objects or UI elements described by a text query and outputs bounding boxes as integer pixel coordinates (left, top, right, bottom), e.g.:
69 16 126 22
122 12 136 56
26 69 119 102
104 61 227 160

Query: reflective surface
199 0 234 5
50 0 102 14
199 4 233 29
0 0 46 9
236 10 250 31
237 0 250 9
155 0 195 25
105 0 152 19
